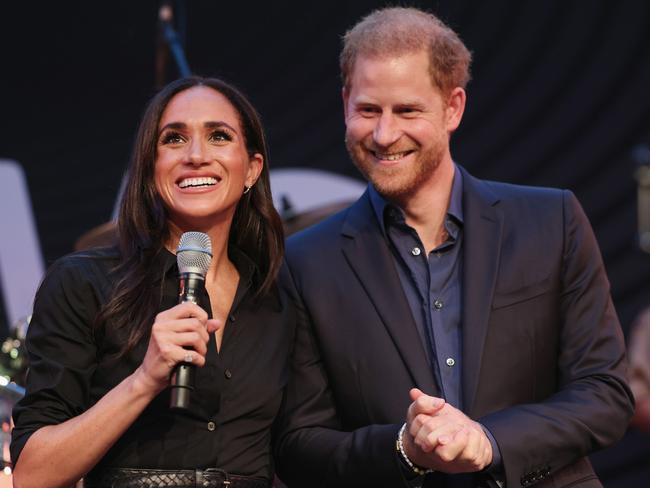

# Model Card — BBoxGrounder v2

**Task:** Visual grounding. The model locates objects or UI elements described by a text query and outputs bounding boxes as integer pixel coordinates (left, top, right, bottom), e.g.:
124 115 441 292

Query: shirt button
207 421 216 431
434 299 443 309
224 369 232 379
411 247 421 256
446 357 455 367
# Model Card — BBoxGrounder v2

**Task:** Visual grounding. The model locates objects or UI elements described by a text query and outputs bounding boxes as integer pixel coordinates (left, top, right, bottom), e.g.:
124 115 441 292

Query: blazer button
207 421 216 431
224 369 232 379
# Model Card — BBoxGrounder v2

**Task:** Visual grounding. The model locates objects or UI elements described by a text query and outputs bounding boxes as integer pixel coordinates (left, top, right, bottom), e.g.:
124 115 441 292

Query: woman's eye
160 132 185 145
209 130 233 143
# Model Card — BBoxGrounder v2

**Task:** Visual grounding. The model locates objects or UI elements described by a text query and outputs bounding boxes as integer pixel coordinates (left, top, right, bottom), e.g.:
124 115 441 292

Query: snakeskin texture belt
83 468 271 488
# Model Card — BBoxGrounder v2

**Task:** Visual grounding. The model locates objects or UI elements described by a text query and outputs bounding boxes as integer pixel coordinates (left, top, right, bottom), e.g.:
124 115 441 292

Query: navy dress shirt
369 168 464 409
369 167 504 477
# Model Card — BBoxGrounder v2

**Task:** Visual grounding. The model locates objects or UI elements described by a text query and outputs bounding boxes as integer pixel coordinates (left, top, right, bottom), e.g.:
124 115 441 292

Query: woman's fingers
206 318 222 334
171 331 209 357
153 317 210 339
140 301 220 388
155 301 209 323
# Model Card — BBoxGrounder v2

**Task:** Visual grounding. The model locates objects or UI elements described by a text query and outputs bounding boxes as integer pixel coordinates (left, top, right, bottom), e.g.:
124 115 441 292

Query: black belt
84 468 271 488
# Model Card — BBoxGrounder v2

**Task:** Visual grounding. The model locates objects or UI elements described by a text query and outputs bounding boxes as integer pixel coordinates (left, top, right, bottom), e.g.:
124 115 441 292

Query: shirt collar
369 163 464 234
153 244 256 288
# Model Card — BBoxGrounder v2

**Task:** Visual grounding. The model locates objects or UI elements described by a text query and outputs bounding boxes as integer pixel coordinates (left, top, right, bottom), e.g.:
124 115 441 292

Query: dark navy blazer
276 166 633 488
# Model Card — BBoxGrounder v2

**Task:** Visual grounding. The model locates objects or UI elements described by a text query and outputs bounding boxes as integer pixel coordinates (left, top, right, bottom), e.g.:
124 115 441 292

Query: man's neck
397 159 455 253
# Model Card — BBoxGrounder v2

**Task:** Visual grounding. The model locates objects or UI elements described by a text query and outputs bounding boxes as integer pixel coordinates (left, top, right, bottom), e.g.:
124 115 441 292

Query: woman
11 77 290 488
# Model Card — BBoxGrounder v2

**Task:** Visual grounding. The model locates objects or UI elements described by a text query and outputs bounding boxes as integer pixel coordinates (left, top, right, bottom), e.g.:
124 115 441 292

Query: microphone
170 231 212 409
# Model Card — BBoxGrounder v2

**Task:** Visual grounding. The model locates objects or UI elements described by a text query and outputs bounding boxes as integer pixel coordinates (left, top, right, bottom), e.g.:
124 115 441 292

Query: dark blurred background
1 0 649 485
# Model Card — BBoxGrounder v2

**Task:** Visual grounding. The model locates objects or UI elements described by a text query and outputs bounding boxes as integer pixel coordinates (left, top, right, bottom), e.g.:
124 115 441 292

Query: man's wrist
479 423 502 474
396 423 434 476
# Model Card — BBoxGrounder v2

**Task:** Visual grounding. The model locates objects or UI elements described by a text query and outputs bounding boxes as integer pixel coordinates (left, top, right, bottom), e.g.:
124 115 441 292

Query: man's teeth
178 177 218 189
375 151 410 161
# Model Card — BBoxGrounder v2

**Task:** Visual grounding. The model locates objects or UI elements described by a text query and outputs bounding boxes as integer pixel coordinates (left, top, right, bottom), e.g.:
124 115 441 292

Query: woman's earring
243 185 252 195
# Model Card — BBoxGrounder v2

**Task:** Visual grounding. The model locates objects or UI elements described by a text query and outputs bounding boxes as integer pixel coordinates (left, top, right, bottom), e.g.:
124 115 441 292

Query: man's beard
346 137 444 203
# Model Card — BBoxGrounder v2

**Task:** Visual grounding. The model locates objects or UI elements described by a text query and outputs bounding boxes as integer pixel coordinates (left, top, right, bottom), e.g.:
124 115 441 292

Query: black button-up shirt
11 246 292 481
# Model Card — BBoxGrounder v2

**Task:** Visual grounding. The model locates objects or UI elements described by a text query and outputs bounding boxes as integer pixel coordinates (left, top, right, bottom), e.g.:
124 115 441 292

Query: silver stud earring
243 185 251 195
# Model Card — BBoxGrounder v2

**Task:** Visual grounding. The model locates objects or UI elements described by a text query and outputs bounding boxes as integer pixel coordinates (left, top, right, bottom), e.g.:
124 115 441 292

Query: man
276 7 633 488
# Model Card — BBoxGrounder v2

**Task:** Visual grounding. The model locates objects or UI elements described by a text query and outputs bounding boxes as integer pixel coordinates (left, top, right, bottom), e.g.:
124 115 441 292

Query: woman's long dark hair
96 77 284 355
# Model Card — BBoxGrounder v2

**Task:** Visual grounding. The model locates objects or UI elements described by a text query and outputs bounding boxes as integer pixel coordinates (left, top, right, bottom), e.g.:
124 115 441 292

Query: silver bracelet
396 423 434 476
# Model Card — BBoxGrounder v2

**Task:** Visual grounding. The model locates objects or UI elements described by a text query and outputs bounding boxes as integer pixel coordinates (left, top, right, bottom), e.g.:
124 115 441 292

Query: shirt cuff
481 423 505 483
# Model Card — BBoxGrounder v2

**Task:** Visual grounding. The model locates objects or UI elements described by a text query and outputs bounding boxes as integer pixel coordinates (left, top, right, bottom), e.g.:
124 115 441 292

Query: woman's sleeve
10 255 101 464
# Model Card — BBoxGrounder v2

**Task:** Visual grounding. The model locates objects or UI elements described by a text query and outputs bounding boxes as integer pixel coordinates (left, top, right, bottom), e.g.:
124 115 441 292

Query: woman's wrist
129 365 167 400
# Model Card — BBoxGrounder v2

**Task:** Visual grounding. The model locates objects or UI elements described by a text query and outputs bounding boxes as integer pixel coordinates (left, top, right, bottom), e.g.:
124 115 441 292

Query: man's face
343 50 461 202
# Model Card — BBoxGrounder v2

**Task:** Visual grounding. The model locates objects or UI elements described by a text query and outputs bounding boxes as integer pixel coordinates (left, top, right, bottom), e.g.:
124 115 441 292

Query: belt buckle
202 468 230 487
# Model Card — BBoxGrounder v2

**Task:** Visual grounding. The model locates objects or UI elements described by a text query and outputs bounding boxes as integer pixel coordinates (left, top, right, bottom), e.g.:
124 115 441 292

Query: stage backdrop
1 1 649 485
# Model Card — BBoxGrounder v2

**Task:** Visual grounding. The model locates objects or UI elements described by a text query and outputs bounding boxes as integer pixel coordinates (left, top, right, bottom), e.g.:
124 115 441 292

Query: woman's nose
187 138 208 165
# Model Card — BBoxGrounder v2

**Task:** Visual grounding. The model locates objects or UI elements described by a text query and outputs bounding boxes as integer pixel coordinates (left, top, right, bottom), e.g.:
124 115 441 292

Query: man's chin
370 179 415 202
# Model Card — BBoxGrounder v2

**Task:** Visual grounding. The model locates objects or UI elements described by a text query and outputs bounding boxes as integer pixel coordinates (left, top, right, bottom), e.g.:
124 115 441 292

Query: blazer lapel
340 191 438 395
460 168 503 415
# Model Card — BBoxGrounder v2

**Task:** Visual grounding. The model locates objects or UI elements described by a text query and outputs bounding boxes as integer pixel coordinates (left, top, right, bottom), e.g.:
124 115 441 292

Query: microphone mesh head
176 232 212 277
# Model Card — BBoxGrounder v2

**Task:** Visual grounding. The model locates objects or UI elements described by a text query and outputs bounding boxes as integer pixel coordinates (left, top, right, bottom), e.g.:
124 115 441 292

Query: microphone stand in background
156 0 191 88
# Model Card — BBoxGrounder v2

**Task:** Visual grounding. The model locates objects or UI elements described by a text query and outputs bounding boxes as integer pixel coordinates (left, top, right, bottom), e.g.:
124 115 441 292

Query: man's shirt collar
369 163 464 235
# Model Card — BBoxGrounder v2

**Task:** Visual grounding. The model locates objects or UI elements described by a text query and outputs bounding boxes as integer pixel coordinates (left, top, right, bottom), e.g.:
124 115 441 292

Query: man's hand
403 388 493 474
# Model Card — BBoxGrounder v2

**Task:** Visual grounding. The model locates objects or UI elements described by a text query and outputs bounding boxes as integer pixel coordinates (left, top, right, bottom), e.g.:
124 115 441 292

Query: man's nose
373 112 401 148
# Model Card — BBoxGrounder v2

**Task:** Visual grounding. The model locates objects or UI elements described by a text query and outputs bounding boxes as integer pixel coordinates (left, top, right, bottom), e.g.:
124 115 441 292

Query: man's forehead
347 50 438 92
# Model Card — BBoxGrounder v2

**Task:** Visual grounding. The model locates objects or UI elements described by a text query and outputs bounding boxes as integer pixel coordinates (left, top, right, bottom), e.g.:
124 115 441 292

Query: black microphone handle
170 272 205 409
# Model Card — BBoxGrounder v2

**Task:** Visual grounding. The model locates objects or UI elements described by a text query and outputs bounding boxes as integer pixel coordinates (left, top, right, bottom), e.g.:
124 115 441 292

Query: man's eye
160 132 185 145
359 106 380 116
209 130 233 143
397 107 416 114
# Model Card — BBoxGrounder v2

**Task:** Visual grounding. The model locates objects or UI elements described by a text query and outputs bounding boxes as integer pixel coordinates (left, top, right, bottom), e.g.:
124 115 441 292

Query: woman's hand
134 302 221 395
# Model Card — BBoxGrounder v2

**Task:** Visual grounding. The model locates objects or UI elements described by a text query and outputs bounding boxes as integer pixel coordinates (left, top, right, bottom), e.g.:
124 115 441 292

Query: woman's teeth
178 177 218 189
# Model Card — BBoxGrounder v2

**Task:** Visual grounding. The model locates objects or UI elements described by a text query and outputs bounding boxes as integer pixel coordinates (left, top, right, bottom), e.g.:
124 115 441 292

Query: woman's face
154 85 262 233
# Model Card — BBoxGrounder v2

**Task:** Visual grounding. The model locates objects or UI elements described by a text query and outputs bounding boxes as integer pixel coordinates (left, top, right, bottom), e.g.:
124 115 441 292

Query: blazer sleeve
275 261 410 488
480 190 634 487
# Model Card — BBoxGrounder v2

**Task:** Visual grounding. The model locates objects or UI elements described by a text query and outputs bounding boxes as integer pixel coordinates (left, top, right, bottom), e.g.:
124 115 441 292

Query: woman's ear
245 153 264 188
